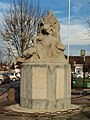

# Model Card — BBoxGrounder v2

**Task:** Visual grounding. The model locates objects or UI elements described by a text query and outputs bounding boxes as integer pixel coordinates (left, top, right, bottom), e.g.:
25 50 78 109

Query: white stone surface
32 67 47 99
6 104 80 113
20 63 71 110
56 68 64 99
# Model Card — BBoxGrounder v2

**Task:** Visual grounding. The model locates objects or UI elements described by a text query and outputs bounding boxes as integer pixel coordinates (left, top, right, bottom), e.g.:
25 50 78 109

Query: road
0 81 20 90
0 81 20 103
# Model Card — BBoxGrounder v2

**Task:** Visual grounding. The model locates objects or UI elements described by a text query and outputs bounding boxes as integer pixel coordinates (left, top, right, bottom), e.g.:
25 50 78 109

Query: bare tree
1 0 47 58
85 1 90 40
0 50 3 63
86 17 90 38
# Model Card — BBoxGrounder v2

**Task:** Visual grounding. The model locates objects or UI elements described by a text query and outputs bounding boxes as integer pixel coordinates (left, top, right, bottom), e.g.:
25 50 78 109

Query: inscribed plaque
56 68 64 99
32 67 47 99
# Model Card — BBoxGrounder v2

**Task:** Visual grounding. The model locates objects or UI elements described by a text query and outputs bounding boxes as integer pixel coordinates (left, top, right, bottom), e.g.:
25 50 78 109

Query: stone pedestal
20 62 71 110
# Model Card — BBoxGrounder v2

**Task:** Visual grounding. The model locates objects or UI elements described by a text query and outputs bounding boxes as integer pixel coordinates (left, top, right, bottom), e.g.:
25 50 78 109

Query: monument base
20 62 71 110
6 104 80 113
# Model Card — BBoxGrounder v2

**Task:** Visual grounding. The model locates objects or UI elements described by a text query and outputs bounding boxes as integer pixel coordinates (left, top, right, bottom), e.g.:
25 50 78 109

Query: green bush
73 78 90 88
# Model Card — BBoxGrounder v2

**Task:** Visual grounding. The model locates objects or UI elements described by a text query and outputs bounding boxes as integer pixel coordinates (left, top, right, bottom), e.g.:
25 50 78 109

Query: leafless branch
0 0 47 58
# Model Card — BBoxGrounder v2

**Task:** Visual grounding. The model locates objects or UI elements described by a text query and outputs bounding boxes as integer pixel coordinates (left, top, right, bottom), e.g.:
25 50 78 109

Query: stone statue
19 11 67 63
20 11 71 111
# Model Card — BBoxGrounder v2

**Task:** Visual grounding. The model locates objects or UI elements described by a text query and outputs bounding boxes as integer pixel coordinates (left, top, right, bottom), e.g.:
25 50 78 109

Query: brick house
0 63 8 71
68 56 90 73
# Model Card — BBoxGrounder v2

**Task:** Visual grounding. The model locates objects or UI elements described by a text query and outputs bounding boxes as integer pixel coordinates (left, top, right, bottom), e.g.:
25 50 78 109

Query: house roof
0 63 7 71
69 56 90 65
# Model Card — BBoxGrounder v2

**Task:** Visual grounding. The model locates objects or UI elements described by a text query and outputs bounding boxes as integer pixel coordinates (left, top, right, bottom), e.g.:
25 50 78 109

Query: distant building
9 56 90 74
68 56 90 73
0 63 8 71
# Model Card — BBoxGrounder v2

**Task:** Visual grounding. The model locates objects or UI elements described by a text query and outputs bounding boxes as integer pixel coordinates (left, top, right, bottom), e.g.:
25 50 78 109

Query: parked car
72 72 83 78
3 72 20 81
77 74 83 78
88 74 90 78
0 74 4 84
72 72 90 79
15 72 20 80
5 72 18 81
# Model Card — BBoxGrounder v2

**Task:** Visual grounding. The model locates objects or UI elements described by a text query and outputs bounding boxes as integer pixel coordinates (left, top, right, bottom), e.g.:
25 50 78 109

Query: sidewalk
71 89 90 95
71 89 90 105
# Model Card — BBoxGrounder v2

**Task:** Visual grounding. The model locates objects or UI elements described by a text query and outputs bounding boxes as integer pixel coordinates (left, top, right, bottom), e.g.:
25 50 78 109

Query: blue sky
0 0 90 55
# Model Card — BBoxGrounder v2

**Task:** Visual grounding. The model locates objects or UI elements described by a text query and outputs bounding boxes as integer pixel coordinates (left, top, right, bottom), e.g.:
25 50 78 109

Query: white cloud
58 17 68 25
52 14 88 46
0 12 3 24
72 2 84 13
71 0 90 16
0 2 10 25
53 11 63 14
0 2 10 12
60 23 89 45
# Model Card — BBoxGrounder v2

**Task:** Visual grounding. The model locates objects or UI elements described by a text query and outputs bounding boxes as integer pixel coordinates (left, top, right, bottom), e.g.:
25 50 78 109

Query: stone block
20 63 71 110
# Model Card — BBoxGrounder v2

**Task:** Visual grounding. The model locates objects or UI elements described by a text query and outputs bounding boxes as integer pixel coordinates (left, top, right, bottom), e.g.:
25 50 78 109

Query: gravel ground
0 101 90 120
0 113 89 120
0 89 90 120
0 109 90 120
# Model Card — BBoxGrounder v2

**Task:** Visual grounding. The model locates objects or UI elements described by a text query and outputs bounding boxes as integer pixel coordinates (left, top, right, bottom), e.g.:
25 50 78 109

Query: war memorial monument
20 11 71 111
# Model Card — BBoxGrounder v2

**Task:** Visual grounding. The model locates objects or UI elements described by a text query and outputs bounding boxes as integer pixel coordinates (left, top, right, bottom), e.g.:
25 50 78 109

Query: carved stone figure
20 11 71 110
19 11 67 63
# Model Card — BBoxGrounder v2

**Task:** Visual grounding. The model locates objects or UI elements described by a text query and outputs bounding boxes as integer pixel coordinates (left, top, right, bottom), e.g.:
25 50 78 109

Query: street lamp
80 49 85 88
73 61 76 73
